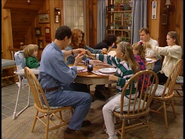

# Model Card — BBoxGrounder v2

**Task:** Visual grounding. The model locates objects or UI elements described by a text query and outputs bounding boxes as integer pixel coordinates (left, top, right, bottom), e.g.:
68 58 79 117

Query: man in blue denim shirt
38 25 92 139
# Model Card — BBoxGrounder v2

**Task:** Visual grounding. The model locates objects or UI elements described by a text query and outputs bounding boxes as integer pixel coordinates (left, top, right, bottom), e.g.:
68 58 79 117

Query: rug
2 98 183 139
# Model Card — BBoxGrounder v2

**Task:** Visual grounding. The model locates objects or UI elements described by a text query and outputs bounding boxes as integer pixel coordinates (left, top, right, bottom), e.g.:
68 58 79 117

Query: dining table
69 57 157 86
68 57 156 98
69 60 116 85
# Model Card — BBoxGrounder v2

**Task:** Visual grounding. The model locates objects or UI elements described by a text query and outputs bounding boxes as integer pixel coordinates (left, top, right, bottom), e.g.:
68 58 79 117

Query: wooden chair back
24 66 50 111
113 70 158 139
160 59 182 97
118 70 158 115
24 66 73 139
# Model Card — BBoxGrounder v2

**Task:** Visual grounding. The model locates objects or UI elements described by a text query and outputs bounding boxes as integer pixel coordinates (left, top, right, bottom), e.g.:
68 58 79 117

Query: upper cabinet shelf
108 10 132 13
106 0 133 43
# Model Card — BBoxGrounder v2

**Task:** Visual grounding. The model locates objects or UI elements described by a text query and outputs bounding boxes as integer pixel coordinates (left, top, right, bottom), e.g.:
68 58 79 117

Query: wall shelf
106 0 133 43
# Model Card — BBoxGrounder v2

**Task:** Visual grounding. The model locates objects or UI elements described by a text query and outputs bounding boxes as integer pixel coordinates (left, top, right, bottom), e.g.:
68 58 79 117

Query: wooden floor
2 83 183 139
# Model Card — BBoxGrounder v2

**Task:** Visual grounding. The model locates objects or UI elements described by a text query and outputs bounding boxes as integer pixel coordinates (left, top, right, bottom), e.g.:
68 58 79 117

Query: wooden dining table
69 60 115 85
70 58 157 86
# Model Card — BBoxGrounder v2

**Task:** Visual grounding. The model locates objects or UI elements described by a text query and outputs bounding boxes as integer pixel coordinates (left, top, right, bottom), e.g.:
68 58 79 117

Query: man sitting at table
38 25 92 139
139 27 162 73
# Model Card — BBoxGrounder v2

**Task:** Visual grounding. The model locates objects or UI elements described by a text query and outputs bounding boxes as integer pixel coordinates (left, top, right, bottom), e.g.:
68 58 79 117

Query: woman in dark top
93 34 117 99
94 34 117 50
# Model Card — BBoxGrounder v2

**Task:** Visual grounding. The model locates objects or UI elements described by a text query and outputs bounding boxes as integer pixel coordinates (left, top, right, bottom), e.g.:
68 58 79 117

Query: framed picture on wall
38 13 50 24
35 27 41 37
38 40 44 49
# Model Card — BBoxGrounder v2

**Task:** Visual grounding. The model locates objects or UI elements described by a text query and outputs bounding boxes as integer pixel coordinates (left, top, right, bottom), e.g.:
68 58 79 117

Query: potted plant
120 4 124 11
114 0 122 11
115 24 119 29
110 23 115 29
110 4 114 11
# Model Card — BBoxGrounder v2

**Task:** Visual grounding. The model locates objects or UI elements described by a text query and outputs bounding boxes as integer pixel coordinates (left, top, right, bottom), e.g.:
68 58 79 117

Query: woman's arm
151 45 182 59
85 45 102 54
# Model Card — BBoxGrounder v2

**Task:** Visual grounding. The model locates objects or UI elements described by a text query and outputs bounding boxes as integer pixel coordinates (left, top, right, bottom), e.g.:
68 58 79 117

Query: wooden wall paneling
86 0 90 46
158 0 168 47
50 0 62 39
86 0 98 47
60 0 64 26
2 0 13 59
147 0 161 43
169 0 183 47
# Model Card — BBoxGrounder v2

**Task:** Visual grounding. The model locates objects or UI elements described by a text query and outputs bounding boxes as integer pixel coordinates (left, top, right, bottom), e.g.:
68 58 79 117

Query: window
63 0 86 34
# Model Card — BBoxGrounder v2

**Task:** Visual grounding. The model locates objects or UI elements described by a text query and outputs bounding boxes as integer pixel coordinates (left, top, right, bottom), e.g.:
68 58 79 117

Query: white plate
77 66 85 71
98 68 116 74
69 66 85 71
146 58 152 62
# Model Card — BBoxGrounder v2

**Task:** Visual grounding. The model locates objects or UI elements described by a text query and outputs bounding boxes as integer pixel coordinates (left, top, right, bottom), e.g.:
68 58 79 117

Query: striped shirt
95 54 135 95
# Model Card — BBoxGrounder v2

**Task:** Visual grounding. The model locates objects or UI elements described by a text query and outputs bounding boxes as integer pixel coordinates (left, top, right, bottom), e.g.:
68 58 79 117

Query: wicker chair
150 59 182 128
24 67 73 139
112 70 159 139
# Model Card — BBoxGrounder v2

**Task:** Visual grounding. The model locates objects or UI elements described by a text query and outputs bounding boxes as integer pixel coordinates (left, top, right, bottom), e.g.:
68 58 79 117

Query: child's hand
79 49 86 56
86 50 94 58
143 42 151 48
73 48 86 55
74 54 83 66
101 48 108 54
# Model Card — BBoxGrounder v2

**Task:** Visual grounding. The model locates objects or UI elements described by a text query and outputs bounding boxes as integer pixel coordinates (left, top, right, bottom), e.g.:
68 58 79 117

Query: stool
1 59 16 87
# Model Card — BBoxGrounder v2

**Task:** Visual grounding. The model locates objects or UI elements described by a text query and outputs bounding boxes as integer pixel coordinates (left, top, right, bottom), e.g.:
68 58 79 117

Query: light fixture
27 0 31 5
165 0 171 8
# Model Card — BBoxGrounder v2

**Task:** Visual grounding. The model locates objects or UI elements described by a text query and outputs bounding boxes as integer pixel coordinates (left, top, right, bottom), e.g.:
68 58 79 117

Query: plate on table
69 66 85 71
98 68 116 74
77 66 85 71
146 58 152 62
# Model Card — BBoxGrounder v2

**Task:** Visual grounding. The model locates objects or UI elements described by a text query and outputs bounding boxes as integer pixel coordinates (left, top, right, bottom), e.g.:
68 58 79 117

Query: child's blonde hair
132 41 147 62
118 42 139 73
23 44 38 58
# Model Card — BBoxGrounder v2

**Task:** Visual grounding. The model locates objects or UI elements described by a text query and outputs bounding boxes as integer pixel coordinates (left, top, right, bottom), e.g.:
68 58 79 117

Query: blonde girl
23 44 40 68
86 41 139 139
132 41 151 91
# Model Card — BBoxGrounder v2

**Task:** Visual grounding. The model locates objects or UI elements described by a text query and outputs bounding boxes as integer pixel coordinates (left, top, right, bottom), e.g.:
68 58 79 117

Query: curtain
97 0 106 43
131 0 147 44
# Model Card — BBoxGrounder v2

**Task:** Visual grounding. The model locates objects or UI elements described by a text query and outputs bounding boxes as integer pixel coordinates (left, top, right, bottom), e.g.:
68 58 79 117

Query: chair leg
170 99 177 118
121 119 125 139
163 101 168 128
31 111 39 132
147 121 154 139
12 78 30 120
13 76 30 119
45 114 50 139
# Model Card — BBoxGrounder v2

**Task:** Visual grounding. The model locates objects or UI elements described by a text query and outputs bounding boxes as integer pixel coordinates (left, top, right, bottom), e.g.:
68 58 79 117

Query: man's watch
71 49 74 56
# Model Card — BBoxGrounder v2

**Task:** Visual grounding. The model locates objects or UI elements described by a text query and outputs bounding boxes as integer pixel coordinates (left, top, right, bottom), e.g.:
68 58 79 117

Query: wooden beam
3 0 45 11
